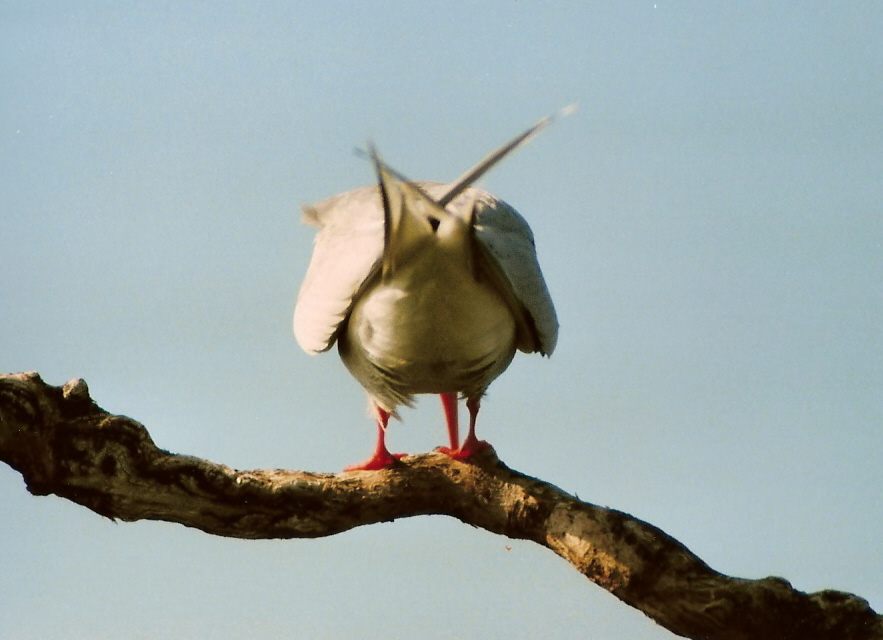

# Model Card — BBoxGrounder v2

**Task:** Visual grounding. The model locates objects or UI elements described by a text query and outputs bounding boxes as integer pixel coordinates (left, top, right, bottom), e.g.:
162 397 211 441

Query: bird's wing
425 185 559 357
293 186 386 354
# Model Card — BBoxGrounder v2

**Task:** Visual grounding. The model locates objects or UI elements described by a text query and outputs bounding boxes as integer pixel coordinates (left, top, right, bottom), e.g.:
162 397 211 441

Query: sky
2 2 881 638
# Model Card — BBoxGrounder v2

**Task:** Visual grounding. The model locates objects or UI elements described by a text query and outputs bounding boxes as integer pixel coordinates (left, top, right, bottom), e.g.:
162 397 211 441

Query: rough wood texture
1 371 880 640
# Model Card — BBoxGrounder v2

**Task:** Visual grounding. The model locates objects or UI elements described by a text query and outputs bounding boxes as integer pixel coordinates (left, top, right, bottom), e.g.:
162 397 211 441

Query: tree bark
1 371 880 640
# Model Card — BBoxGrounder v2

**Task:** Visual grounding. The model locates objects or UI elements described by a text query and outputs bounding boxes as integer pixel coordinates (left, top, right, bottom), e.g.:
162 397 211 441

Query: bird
293 110 566 471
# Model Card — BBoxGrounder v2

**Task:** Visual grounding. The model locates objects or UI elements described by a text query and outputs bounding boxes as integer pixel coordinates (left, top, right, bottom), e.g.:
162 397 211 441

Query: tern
294 111 565 470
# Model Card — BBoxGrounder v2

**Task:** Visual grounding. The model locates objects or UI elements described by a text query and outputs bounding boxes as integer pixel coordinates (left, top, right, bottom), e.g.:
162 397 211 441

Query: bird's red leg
440 392 460 450
343 408 406 471
438 396 493 460
459 396 494 457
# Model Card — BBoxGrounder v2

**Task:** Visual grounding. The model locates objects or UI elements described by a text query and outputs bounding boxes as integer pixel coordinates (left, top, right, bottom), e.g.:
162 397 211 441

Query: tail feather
371 145 452 279
438 104 577 207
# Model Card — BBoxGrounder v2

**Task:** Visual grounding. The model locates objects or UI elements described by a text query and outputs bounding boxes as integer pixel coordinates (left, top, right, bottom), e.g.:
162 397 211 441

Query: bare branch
1 371 880 640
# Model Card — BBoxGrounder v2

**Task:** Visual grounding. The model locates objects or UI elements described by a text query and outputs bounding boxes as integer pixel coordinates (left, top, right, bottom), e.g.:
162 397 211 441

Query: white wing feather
293 186 385 354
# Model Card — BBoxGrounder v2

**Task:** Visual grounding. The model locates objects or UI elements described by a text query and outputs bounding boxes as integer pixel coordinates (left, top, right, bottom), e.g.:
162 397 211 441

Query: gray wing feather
455 189 559 356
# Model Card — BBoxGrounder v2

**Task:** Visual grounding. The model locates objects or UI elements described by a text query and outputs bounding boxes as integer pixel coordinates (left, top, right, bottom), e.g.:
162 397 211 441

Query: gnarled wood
1 371 880 640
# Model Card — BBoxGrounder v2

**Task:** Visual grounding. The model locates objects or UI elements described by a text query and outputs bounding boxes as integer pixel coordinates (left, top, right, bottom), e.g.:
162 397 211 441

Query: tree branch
1 371 880 640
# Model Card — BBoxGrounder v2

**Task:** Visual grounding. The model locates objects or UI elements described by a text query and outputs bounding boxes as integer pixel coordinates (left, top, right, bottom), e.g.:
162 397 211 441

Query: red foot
436 439 495 461
344 450 406 472
437 394 494 461
345 407 407 471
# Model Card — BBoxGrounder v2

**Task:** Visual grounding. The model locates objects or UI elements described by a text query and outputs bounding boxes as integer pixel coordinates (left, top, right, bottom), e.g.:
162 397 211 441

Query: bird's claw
343 451 407 472
436 439 494 461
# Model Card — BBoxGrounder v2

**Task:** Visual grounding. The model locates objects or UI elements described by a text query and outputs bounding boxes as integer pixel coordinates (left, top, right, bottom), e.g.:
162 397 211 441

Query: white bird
294 112 564 471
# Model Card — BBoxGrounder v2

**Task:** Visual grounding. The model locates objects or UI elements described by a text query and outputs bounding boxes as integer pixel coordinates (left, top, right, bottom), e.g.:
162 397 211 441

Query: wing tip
301 204 321 226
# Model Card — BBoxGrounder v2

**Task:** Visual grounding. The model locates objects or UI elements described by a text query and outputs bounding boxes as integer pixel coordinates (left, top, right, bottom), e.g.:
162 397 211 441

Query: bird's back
293 182 557 360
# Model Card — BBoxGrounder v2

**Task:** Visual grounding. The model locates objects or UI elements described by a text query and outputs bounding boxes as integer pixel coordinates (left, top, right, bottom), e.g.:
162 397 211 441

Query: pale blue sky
2 2 881 638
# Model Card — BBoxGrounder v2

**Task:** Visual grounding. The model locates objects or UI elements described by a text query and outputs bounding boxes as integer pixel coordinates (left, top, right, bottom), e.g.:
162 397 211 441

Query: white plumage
294 112 563 470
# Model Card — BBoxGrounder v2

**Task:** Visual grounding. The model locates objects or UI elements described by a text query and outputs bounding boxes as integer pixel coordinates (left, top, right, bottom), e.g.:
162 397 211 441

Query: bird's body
294 114 562 470
338 200 518 410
